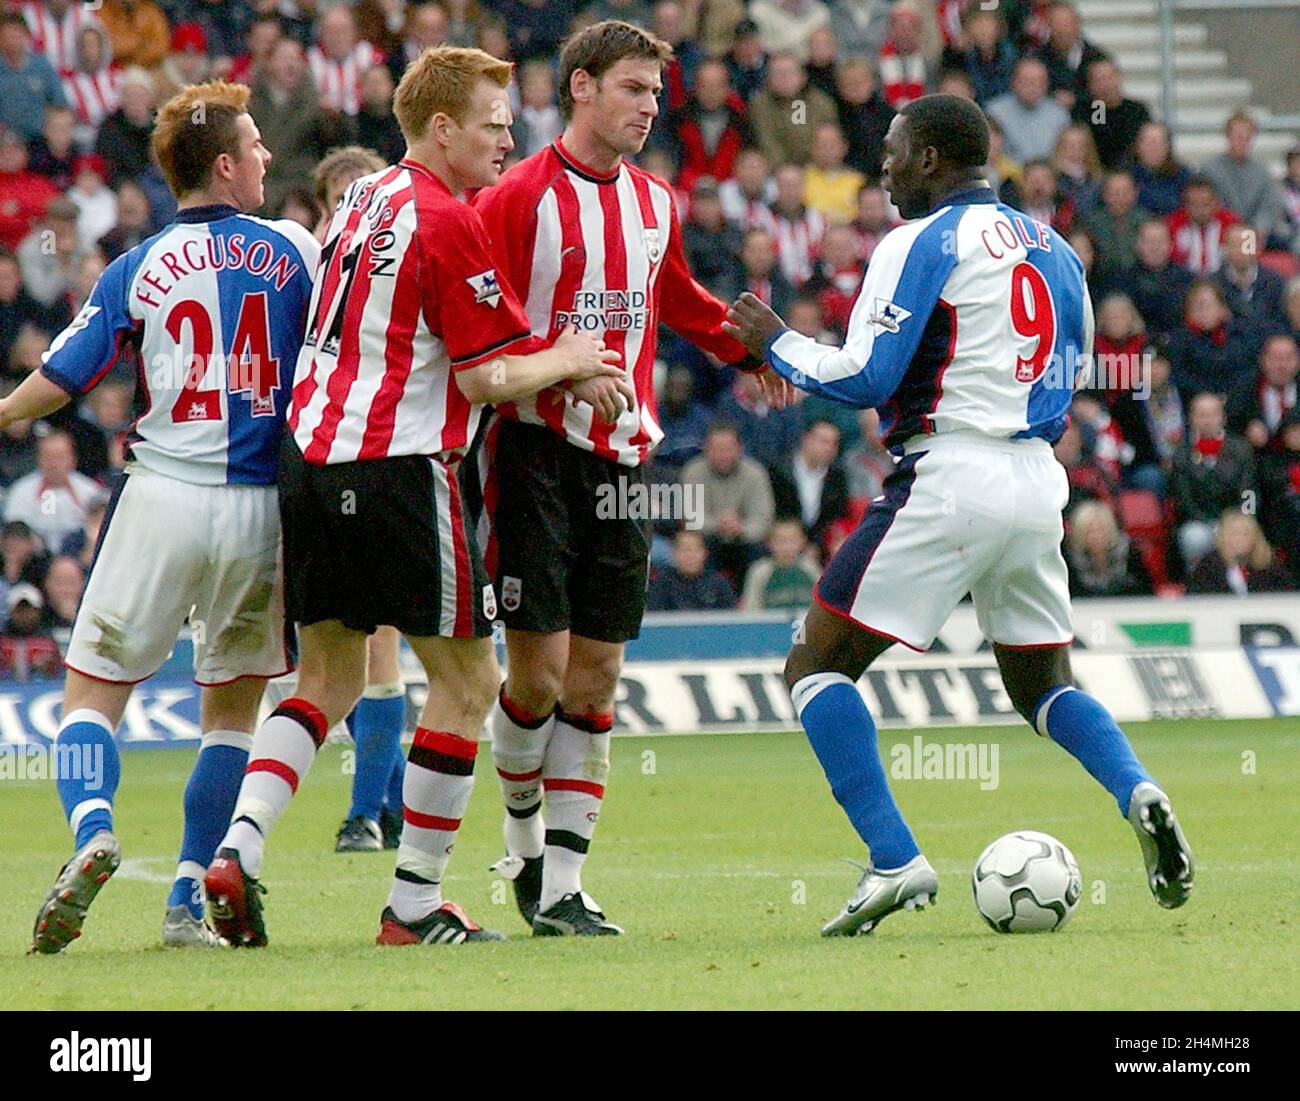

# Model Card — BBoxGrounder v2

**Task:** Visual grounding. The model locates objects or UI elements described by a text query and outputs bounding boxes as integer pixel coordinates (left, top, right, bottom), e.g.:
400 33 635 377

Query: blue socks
346 692 406 822
791 673 919 871
1034 686 1154 815
168 731 252 918
385 738 406 815
54 709 121 850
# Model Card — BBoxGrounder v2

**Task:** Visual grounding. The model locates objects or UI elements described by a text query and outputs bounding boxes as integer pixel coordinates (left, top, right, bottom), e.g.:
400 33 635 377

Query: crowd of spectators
4 0 1300 671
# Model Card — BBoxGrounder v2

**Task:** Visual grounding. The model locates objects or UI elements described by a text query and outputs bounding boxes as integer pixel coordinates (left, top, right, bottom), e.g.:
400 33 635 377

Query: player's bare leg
488 628 568 924
785 602 938 936
376 633 504 945
529 633 624 936
994 644 1194 909
338 626 407 852
206 621 367 946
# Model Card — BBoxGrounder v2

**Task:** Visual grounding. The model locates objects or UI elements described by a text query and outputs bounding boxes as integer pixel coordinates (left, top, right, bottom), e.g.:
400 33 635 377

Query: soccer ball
972 830 1082 933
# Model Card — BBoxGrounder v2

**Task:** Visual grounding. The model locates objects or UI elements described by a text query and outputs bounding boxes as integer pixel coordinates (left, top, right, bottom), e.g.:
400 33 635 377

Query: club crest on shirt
643 227 662 264
466 269 502 308
867 297 911 333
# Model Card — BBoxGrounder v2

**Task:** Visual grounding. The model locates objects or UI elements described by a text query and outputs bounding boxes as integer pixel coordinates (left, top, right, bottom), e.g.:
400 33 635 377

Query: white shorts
66 467 290 686
816 432 1073 651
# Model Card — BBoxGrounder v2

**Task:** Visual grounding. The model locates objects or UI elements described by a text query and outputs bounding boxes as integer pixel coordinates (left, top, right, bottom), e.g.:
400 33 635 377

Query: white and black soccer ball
972 830 1082 933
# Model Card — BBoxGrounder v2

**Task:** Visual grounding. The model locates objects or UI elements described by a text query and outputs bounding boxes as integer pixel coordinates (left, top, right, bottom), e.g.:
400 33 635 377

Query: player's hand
553 323 623 381
754 366 794 409
570 375 636 425
722 292 787 359
0 398 10 431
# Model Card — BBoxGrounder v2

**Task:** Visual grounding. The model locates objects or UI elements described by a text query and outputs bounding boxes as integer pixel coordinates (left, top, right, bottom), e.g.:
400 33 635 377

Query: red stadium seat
1117 489 1169 587
1260 250 1300 281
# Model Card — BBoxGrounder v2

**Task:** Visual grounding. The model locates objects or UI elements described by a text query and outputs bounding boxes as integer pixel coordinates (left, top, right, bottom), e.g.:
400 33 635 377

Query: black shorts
473 417 651 643
279 435 495 639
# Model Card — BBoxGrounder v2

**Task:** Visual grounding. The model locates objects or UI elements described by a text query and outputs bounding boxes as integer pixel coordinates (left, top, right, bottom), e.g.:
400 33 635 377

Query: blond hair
1068 499 1119 556
1216 510 1273 571
313 145 386 208
393 46 512 143
152 80 251 199
1051 123 1102 181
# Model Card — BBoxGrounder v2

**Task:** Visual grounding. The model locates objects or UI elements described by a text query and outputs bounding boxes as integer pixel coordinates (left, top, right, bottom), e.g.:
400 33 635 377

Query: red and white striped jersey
307 41 384 116
752 203 827 286
22 1 101 73
473 139 750 467
289 160 534 466
62 66 123 133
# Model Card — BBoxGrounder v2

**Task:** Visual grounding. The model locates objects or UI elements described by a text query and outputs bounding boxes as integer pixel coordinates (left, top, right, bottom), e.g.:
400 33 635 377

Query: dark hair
899 94 990 172
557 20 672 120
804 418 840 438
1184 174 1217 197
706 418 740 440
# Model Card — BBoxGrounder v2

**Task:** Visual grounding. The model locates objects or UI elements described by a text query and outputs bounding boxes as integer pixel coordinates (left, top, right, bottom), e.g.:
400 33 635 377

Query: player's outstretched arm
455 324 630 405
0 370 73 429
729 217 959 408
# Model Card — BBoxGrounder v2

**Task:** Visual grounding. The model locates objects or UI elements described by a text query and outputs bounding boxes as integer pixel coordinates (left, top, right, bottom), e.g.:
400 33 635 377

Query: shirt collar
174 204 242 224
929 184 998 214
553 138 621 185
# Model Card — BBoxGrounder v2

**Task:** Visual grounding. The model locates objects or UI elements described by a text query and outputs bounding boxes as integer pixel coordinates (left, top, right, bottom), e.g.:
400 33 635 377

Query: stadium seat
1260 251 1300 281
1117 489 1169 588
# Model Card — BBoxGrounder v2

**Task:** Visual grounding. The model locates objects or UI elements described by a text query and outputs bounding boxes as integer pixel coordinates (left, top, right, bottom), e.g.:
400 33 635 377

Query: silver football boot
162 904 227 947
822 854 938 936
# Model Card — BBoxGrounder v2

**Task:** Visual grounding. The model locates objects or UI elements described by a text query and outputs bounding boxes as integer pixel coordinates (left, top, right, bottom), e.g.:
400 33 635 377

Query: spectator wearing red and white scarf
22 0 100 75
1229 333 1300 452
59 22 121 151
878 1 930 109
752 163 826 287
308 4 385 116
1167 177 1240 275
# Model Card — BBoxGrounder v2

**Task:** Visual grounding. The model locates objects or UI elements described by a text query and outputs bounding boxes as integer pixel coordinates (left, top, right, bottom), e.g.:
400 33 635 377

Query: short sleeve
41 255 137 396
425 205 534 371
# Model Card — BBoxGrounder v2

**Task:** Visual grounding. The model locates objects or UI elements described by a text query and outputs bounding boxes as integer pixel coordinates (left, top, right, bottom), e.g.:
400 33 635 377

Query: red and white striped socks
541 709 612 910
490 688 554 859
222 698 329 878
387 727 478 923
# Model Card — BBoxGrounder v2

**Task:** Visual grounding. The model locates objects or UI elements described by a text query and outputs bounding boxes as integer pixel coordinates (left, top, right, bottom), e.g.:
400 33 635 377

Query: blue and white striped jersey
765 186 1093 448
41 204 320 486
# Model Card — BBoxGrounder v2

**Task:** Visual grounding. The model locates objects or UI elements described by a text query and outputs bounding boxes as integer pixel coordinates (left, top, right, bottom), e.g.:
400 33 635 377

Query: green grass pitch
1 719 1296 1010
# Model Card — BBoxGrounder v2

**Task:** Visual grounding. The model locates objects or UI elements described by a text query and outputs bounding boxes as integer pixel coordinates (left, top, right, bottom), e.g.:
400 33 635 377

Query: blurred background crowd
3 0 1300 674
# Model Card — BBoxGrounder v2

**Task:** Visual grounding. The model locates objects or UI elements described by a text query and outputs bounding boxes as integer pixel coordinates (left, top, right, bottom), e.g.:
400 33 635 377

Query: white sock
220 698 327 878
491 688 554 859
387 726 477 923
540 709 611 910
